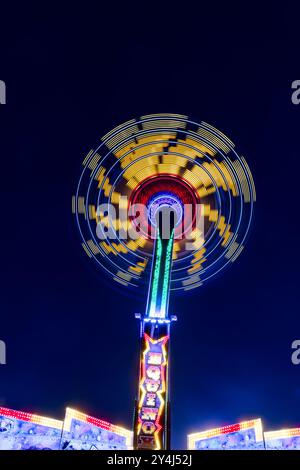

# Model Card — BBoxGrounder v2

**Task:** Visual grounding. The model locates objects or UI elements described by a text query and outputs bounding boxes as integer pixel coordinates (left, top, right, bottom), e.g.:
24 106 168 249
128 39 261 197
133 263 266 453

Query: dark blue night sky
0 3 300 449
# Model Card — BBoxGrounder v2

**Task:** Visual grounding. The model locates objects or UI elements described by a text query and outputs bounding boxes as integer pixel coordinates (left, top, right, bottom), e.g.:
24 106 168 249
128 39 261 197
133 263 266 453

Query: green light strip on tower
160 229 174 318
148 233 162 318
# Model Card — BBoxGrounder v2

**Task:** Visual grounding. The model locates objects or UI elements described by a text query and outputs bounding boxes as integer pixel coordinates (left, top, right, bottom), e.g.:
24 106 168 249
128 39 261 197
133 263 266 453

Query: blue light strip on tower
148 234 163 318
160 230 174 318
147 228 174 320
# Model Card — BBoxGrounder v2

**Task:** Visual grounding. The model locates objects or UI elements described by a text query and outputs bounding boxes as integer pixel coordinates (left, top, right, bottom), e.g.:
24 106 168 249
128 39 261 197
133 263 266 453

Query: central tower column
134 210 175 450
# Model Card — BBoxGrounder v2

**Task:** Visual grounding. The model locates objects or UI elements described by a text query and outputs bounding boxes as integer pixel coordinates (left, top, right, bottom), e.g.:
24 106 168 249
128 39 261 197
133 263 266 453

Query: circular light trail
73 114 256 292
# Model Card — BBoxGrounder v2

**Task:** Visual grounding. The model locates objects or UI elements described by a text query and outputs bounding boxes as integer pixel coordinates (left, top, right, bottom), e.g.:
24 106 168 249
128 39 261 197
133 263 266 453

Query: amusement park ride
3 114 300 451
73 114 256 450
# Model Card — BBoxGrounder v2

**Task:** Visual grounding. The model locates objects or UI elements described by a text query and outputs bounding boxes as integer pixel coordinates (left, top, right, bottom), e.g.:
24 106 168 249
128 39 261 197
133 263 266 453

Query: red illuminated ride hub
129 174 200 240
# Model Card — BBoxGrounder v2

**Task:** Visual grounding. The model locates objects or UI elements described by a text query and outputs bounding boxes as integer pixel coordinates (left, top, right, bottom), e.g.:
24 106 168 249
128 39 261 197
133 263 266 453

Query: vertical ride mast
134 210 176 450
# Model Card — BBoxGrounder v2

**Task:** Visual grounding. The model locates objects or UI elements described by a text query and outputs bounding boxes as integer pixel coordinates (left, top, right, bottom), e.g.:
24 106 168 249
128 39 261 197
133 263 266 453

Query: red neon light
86 416 115 432
0 407 33 422
0 406 62 429
219 424 241 435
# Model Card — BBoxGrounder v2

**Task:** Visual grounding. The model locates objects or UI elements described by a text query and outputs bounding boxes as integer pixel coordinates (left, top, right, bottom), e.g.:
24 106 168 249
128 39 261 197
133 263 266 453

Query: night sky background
0 3 300 449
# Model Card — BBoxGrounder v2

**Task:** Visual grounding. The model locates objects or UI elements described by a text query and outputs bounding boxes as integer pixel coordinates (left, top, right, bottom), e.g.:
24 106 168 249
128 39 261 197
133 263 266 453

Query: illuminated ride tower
73 114 256 451
134 207 176 450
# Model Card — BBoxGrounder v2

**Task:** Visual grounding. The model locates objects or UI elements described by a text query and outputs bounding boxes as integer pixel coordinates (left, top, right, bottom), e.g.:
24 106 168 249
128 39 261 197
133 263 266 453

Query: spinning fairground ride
73 114 256 450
